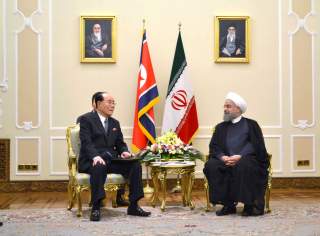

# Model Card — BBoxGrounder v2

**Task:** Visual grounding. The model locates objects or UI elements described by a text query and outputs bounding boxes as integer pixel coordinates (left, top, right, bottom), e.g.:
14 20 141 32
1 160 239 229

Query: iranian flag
161 31 199 144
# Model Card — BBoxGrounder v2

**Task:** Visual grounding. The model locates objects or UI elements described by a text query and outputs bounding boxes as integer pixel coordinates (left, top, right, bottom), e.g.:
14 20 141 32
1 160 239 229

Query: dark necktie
104 118 108 134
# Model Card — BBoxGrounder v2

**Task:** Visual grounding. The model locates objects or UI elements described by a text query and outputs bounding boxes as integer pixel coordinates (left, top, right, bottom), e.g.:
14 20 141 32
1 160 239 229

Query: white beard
94 32 102 42
223 112 237 122
227 33 235 42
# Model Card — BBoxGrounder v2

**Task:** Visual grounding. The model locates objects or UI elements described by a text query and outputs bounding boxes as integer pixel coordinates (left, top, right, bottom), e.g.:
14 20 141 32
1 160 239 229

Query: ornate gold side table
150 161 196 211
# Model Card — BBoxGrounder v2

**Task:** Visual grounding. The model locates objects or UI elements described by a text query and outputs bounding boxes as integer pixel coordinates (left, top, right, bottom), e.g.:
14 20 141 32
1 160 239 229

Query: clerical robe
203 117 269 210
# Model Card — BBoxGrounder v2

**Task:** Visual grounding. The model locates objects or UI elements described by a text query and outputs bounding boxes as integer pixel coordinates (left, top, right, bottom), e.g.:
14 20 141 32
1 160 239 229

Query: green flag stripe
167 32 187 97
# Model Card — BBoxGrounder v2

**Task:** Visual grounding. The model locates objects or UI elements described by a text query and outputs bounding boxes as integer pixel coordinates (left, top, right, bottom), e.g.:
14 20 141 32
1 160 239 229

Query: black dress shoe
242 205 264 217
0 222 3 226
216 205 236 216
116 197 130 207
90 209 101 221
251 207 264 216
241 205 253 217
127 205 151 217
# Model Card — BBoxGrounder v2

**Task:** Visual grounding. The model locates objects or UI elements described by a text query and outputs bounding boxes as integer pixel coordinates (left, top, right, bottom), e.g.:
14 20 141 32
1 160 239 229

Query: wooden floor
0 189 319 209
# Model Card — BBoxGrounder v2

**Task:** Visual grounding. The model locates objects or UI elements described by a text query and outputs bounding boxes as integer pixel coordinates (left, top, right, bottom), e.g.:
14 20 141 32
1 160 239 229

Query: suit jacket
78 111 129 173
209 117 269 169
76 111 92 124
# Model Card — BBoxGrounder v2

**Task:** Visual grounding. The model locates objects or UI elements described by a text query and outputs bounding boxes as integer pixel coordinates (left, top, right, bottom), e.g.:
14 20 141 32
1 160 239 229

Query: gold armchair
66 124 127 217
203 153 272 213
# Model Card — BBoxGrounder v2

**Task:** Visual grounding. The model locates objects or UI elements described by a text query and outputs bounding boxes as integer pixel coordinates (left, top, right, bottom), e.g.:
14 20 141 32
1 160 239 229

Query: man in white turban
203 92 269 216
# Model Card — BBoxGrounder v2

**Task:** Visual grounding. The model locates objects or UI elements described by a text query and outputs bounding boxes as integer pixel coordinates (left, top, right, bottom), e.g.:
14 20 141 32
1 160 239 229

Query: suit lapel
106 118 114 138
92 112 109 144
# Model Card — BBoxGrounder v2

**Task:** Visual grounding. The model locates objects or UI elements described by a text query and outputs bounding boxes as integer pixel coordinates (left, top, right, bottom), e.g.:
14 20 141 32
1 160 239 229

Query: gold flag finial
143 19 146 30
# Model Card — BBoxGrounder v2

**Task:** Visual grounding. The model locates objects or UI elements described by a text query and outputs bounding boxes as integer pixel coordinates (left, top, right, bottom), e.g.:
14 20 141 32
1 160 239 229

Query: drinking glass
154 153 161 163
183 153 190 163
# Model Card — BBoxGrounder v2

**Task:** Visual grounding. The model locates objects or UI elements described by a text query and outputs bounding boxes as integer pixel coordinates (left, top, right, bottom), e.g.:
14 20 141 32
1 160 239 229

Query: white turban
225 92 247 113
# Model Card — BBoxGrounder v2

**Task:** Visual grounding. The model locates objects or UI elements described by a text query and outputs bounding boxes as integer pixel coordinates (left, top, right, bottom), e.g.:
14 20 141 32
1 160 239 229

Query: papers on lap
111 149 149 162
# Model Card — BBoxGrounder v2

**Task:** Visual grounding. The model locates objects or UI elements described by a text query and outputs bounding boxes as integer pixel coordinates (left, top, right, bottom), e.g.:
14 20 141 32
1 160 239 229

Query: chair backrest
66 124 81 161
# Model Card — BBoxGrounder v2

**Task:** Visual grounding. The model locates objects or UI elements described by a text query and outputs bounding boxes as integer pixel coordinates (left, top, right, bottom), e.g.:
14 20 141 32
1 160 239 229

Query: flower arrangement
145 131 202 161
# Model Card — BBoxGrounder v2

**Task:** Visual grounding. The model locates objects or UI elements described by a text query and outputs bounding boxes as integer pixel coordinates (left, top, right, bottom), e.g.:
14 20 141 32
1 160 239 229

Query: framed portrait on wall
80 16 116 63
214 16 250 63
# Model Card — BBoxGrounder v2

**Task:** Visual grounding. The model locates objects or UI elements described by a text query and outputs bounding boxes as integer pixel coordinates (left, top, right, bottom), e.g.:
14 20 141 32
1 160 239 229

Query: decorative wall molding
264 135 283 173
261 0 283 129
289 0 316 130
48 0 68 130
48 0 62 130
290 134 316 173
0 98 3 129
15 136 41 176
14 0 42 131
1 0 8 92
49 136 68 176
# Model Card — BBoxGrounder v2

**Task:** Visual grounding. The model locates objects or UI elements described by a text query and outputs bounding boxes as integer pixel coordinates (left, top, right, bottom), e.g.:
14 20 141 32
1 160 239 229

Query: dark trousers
88 161 144 206
203 156 267 210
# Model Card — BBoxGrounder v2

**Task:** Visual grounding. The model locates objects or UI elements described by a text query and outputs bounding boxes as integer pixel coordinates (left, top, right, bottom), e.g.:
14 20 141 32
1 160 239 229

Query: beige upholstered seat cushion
75 173 91 185
107 174 127 184
76 173 126 186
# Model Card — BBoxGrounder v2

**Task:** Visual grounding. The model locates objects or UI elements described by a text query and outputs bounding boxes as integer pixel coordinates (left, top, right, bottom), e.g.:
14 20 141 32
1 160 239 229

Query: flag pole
141 19 154 195
171 22 183 194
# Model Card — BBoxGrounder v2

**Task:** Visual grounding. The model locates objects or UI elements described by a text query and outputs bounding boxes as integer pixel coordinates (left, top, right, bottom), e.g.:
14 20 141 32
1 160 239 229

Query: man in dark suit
77 92 129 207
78 92 150 221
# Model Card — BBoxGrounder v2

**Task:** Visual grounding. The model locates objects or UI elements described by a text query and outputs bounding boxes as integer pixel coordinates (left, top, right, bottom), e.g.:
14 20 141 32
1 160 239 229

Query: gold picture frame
214 16 250 63
80 15 116 63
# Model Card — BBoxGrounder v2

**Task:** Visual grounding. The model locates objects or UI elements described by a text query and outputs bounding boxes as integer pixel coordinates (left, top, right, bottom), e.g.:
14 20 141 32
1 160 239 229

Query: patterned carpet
0 200 320 236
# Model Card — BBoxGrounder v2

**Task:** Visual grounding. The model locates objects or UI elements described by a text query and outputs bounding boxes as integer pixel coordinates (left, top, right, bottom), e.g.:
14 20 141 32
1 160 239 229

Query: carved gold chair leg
265 187 271 213
67 182 75 210
111 190 118 208
204 177 212 212
76 187 83 217
265 153 272 214
88 192 92 207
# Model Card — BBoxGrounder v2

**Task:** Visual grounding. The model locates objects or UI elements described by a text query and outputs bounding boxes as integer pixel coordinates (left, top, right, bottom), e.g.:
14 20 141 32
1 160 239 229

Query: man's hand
221 155 230 164
101 44 108 51
222 48 231 56
226 155 241 166
93 156 106 166
94 48 104 57
121 151 132 159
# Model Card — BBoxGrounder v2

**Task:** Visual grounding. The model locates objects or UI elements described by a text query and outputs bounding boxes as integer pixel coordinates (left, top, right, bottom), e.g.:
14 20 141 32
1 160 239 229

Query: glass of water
183 153 190 163
154 153 161 163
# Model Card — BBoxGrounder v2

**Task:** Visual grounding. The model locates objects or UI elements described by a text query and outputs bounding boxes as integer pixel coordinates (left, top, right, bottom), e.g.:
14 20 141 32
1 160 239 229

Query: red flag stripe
175 96 199 144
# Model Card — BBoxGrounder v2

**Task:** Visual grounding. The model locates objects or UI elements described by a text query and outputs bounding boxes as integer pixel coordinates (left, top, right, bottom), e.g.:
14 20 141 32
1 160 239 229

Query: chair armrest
68 154 77 177
201 154 209 163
